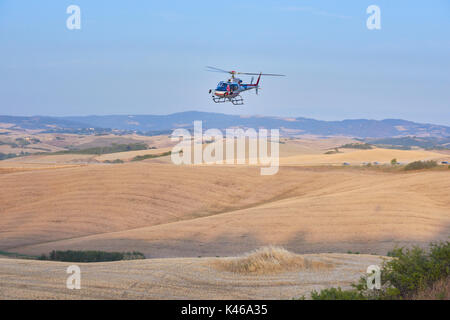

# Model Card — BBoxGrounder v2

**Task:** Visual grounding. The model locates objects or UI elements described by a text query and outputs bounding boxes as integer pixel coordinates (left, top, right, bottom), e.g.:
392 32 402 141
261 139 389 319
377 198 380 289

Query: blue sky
0 0 449 125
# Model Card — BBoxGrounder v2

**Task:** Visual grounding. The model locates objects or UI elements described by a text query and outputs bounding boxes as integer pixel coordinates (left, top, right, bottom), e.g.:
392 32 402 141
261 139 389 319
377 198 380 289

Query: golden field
0 251 385 299
0 135 449 299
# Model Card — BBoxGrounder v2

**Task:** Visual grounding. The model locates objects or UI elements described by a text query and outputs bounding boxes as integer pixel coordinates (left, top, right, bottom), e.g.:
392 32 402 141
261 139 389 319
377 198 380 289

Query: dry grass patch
212 246 333 275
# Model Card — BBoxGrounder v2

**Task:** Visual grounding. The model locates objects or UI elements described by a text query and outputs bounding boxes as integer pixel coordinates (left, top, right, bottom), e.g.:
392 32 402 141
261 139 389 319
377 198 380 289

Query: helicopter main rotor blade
206 66 285 77
238 72 285 76
205 66 231 74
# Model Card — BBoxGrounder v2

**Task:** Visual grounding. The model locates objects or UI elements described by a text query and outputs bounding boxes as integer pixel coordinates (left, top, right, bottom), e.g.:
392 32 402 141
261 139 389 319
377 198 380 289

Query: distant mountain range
1 111 449 138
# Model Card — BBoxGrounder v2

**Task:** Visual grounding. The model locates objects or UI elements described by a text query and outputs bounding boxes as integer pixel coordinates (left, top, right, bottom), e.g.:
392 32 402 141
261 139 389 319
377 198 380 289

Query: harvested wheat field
1 160 448 257
0 248 385 299
0 162 318 250
280 148 446 166
1 146 449 300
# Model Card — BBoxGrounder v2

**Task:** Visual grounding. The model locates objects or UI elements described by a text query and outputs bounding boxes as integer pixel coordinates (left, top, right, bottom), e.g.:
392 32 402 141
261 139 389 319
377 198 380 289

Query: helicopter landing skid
212 96 228 103
230 95 244 105
212 95 244 105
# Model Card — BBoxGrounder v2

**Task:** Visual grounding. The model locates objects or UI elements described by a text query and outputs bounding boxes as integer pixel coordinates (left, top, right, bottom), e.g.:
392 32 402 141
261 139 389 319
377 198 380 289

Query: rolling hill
2 112 450 138
2 163 448 258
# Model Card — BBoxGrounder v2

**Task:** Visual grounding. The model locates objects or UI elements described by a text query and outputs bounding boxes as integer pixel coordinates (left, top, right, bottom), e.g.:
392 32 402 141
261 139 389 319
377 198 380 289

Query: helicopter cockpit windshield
216 82 228 91
216 82 238 91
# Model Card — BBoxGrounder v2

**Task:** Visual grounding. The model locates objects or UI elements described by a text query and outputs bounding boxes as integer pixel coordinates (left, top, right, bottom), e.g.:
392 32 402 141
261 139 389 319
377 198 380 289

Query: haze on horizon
1 1 449 126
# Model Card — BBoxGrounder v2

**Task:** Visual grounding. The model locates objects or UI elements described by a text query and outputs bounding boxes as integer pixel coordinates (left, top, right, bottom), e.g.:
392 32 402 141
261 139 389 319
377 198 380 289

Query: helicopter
206 66 285 105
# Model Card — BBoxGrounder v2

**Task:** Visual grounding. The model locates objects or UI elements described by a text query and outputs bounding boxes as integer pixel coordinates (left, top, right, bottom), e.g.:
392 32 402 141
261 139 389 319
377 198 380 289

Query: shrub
404 160 437 171
311 287 366 300
391 158 398 165
381 242 449 297
309 241 449 300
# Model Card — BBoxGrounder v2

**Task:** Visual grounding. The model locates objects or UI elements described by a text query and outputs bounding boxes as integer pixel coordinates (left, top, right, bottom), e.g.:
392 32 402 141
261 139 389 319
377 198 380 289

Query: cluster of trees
0 140 20 148
43 128 113 135
131 151 172 161
0 153 17 160
38 250 145 262
388 159 441 170
369 136 450 150
339 143 373 150
0 151 31 160
0 137 41 148
55 143 148 155
103 159 124 164
15 137 40 146
404 160 438 171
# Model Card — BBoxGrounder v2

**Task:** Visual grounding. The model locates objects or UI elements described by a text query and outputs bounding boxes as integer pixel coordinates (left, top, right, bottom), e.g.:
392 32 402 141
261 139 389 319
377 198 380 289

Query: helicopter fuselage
209 75 261 105
213 80 257 98
206 67 284 105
